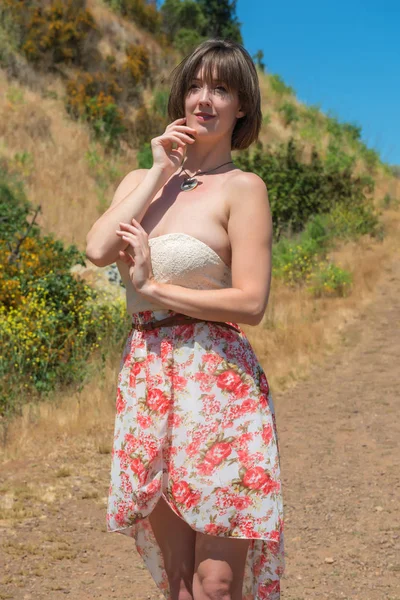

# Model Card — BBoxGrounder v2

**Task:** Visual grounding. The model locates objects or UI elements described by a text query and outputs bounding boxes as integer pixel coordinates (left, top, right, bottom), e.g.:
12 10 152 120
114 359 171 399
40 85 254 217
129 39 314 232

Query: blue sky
236 0 400 165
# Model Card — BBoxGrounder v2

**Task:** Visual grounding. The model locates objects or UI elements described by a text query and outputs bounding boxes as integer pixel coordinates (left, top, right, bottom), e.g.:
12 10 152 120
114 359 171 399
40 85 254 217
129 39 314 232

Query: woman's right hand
150 117 196 178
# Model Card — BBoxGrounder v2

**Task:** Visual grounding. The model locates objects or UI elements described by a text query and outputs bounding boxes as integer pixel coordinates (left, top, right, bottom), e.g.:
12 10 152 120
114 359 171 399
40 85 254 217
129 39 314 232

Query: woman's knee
193 560 234 600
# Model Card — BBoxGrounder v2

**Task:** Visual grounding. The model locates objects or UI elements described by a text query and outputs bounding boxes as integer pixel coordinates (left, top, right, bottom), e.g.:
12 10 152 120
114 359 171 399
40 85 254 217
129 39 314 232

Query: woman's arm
139 173 273 326
85 166 168 267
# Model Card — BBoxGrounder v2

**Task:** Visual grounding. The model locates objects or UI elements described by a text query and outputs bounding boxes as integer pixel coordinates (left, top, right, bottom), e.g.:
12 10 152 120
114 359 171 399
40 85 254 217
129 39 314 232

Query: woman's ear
236 108 246 118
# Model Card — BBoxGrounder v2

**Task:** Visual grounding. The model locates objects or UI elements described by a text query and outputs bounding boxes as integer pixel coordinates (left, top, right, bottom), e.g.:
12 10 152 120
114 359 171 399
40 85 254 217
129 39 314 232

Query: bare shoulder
225 169 269 212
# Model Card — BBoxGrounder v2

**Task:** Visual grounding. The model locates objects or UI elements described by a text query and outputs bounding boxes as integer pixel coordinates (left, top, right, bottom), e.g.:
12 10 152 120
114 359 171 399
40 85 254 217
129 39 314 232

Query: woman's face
184 65 245 142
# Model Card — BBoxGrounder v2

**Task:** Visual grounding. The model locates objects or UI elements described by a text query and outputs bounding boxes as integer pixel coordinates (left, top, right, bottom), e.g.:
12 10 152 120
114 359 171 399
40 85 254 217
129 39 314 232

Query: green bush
173 27 205 55
152 89 169 119
272 214 331 285
278 101 300 127
160 0 206 44
307 262 352 298
234 138 379 241
269 74 294 96
326 202 382 240
65 71 126 149
0 162 129 420
324 141 357 173
358 143 381 172
136 142 153 169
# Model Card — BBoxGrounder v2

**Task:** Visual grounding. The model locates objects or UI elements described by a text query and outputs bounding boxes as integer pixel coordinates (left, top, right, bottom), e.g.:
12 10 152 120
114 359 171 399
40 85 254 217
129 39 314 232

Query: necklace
180 160 234 191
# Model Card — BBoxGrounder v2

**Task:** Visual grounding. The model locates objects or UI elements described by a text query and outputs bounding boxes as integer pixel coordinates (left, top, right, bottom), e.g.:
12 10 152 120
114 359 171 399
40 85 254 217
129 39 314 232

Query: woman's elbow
248 298 267 326
85 245 114 268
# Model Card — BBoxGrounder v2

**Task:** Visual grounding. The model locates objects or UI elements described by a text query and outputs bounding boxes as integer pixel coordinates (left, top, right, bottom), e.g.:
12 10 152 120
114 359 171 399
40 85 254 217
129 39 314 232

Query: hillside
0 0 398 252
1 3 400 599
1 0 400 438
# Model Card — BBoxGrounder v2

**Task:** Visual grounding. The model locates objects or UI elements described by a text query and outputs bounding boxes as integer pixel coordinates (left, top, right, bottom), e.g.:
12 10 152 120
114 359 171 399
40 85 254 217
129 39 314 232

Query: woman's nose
199 86 212 103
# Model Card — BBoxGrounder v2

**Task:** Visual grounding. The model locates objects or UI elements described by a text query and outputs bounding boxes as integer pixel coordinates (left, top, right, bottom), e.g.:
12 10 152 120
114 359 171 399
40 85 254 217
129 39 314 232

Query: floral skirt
106 309 285 600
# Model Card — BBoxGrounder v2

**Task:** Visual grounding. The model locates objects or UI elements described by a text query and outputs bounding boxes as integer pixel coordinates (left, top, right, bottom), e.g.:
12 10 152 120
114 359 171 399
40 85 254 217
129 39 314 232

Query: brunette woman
86 38 285 600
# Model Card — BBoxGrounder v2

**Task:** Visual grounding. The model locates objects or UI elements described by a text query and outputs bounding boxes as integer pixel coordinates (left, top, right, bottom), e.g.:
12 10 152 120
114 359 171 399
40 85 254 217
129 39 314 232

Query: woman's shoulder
230 168 265 184
225 169 267 205
226 168 266 192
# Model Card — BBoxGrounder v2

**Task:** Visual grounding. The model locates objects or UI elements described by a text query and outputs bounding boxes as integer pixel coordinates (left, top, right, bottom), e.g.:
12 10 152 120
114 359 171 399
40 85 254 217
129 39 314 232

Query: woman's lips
195 115 215 121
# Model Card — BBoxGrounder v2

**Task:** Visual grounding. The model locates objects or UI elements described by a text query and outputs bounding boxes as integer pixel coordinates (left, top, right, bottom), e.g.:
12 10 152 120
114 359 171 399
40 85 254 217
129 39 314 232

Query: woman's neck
181 139 233 175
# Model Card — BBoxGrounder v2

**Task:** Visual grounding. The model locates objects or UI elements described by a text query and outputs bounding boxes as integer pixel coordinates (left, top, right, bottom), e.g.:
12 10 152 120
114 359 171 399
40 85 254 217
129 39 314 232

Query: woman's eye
189 84 227 92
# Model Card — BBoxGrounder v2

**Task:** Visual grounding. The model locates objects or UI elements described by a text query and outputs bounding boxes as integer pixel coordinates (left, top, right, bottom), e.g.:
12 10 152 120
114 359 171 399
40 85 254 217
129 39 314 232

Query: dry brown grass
1 33 400 465
244 208 400 392
1 208 399 464
0 70 139 251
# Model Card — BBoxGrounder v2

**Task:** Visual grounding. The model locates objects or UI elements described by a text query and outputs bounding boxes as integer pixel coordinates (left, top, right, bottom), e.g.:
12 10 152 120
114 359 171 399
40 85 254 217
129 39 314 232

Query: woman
86 38 285 600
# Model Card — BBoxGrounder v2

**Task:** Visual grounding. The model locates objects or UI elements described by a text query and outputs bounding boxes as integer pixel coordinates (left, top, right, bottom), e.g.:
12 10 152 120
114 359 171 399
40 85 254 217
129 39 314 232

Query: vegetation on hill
0 0 398 427
0 160 129 421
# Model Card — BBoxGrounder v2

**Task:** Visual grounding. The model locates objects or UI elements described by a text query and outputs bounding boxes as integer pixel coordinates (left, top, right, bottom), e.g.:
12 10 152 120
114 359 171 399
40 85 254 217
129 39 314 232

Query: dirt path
1 255 399 600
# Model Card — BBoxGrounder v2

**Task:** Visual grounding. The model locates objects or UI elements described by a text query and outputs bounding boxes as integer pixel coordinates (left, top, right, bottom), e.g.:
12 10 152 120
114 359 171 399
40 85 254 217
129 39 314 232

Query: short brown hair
167 38 262 151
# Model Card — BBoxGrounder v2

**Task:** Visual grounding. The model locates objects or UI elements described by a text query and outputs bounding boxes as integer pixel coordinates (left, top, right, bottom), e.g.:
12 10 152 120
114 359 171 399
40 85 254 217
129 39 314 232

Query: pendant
181 178 199 192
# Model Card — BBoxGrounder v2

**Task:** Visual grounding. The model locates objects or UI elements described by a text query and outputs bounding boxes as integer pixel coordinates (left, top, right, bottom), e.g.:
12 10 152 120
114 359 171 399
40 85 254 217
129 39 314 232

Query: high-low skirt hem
106 309 285 600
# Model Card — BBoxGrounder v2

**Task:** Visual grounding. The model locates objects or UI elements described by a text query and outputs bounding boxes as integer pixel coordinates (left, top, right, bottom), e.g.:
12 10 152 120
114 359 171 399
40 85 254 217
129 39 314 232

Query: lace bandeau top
117 232 232 315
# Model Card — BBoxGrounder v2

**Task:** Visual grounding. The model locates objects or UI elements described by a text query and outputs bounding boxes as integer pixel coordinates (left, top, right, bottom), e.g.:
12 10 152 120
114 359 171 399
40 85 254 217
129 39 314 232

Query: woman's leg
192 533 250 600
148 495 196 600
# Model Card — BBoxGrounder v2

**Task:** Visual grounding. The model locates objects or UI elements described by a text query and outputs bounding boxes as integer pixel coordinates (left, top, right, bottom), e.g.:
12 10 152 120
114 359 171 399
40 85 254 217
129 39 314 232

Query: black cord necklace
180 160 234 191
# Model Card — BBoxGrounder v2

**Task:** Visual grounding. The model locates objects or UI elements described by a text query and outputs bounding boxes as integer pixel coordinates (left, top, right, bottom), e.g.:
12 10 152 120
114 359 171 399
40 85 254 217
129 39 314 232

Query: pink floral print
106 309 285 599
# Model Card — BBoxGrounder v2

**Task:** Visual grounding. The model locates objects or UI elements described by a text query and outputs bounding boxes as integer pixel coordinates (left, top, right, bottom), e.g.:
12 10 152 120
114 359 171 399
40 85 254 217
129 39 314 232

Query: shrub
342 122 362 143
325 114 343 140
307 262 352 298
234 138 379 241
272 237 320 285
262 112 272 127
122 43 151 88
324 141 357 173
104 0 162 34
0 163 129 420
269 73 295 96
65 71 126 148
0 160 35 240
278 101 300 127
152 89 169 119
131 105 168 147
1 0 98 69
160 0 206 44
136 142 153 168
272 215 331 285
326 203 382 240
173 27 205 55
358 143 381 172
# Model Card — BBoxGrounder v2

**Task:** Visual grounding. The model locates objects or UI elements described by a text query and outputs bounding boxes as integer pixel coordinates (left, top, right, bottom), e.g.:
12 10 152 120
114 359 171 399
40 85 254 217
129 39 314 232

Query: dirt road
1 256 399 600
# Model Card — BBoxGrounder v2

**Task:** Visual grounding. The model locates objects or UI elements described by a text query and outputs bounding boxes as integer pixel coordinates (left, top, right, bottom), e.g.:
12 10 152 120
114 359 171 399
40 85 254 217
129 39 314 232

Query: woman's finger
118 232 139 250
118 222 140 234
118 250 135 265
130 217 147 232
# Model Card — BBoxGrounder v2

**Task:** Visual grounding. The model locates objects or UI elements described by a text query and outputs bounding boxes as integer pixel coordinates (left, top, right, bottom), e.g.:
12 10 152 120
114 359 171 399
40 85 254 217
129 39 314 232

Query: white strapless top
117 232 232 315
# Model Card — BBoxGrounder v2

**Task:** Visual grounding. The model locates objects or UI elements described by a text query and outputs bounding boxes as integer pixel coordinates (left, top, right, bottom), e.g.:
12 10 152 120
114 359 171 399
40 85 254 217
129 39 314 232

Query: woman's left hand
115 219 155 294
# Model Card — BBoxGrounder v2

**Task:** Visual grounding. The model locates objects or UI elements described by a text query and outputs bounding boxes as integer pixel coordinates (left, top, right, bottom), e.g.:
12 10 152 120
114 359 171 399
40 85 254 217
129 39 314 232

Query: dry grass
1 208 399 464
244 208 400 392
0 69 136 251
1 34 400 464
